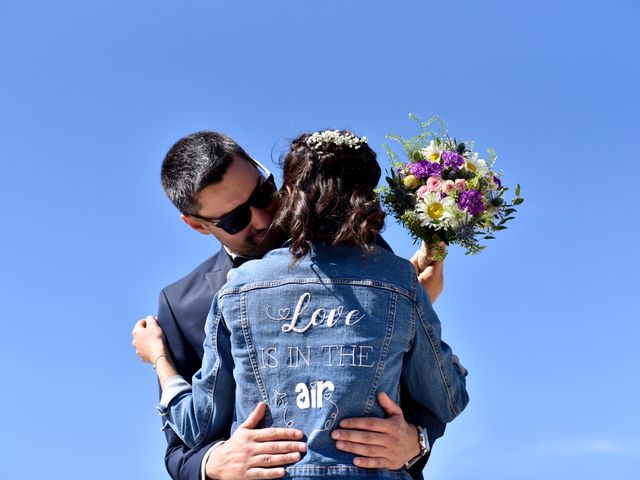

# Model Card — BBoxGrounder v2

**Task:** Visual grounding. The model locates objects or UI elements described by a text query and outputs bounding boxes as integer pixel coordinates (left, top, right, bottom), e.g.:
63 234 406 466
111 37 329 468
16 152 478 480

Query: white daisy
421 140 442 163
464 152 488 175
416 193 458 229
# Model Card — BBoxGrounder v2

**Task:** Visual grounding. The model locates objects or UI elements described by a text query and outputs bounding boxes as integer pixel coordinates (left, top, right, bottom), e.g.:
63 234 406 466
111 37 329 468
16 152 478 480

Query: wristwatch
404 425 431 469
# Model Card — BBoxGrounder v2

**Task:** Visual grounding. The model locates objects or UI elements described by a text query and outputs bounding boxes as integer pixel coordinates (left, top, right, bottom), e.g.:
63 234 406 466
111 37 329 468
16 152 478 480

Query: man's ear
181 214 211 235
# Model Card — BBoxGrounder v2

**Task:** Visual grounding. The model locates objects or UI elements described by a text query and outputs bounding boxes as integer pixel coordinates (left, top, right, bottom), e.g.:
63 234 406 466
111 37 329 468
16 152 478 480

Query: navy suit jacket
157 245 445 480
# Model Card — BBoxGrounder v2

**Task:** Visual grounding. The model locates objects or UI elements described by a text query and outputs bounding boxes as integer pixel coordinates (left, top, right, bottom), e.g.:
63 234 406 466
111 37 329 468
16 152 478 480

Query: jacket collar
204 246 234 291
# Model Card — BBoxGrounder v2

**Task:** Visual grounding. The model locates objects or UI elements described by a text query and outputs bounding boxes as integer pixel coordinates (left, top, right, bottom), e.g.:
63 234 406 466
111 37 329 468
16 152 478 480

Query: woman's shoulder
308 243 417 290
221 244 416 295
365 245 418 283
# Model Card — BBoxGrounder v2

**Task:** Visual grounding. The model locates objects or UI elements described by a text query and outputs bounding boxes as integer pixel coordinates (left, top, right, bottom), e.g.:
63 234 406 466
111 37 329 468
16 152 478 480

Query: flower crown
306 130 368 151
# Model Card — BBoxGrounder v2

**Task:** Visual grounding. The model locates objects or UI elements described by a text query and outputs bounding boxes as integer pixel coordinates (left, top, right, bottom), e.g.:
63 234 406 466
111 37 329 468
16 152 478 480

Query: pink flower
442 180 456 195
426 176 443 192
454 179 467 191
416 185 429 197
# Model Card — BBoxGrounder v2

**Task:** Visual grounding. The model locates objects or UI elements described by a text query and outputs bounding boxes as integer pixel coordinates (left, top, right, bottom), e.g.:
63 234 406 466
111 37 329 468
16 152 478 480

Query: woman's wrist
154 353 179 388
153 352 170 369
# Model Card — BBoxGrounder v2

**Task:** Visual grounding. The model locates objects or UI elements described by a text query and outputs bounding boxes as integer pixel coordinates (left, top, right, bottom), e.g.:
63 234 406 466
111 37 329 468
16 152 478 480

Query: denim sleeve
156 299 236 449
401 283 469 424
157 290 228 480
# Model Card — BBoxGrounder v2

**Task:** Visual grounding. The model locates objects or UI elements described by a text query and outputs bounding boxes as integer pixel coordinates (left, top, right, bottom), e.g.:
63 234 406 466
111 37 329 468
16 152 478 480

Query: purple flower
493 175 502 188
458 189 485 216
441 150 465 170
410 161 443 179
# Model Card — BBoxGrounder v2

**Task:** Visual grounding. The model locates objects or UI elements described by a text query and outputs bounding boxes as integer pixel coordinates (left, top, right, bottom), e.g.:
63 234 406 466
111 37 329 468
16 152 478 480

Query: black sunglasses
190 174 277 235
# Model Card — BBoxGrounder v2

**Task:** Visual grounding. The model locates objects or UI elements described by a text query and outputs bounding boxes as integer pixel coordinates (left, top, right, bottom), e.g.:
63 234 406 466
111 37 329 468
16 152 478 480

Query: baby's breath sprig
306 130 367 151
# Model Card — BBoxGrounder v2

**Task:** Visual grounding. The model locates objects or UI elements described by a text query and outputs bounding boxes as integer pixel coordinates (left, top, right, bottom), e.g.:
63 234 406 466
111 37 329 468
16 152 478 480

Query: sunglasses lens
218 206 251 235
253 178 276 209
214 175 276 235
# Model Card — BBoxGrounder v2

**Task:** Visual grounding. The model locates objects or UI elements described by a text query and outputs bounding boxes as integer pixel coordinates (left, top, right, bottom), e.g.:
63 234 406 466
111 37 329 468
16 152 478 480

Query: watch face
405 426 431 469
418 426 429 452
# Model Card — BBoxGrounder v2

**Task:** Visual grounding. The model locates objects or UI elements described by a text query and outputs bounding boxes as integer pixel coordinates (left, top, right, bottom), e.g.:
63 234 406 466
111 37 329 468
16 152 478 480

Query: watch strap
404 425 430 469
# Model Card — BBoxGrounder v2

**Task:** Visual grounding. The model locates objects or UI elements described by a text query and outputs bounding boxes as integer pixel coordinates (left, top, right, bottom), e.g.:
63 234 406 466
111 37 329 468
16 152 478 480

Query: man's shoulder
162 247 231 299
158 249 232 377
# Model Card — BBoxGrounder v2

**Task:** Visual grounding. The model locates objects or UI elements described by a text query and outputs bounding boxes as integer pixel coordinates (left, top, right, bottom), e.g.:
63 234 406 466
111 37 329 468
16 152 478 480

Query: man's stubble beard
242 226 285 258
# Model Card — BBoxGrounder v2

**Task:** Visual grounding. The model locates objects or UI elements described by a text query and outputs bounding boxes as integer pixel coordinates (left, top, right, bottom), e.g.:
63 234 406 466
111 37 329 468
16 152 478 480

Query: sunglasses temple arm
251 157 273 177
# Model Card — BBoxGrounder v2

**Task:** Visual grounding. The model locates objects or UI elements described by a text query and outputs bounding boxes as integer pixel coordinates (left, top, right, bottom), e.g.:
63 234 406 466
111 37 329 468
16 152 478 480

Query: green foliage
400 210 427 243
385 114 447 164
487 148 497 168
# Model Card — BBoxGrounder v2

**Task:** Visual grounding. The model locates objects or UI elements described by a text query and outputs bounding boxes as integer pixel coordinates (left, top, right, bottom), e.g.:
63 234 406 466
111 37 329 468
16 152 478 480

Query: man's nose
249 206 273 230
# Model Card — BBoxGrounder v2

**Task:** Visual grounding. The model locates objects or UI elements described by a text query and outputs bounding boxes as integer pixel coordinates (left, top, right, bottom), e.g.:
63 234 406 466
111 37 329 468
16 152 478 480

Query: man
137 131 446 480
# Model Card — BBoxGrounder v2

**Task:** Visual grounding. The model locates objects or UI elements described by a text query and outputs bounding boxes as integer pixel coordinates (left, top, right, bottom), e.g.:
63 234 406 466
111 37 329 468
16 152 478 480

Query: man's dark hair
161 131 252 214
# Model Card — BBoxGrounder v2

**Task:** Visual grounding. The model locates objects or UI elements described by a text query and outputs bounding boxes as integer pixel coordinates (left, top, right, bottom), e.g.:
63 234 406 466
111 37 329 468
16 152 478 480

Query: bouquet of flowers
377 114 523 268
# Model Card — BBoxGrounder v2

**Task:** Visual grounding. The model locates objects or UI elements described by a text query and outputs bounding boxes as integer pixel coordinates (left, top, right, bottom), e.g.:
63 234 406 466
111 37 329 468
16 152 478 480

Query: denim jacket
158 243 468 479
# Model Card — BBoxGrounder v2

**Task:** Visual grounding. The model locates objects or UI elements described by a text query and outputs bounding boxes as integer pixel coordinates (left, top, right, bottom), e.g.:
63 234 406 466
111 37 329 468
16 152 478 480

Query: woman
133 130 468 479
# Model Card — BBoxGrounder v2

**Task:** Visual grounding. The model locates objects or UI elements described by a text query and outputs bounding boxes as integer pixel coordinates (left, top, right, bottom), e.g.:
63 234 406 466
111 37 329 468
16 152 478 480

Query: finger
253 441 307 455
132 320 146 334
250 452 302 467
419 261 443 286
338 417 393 433
331 428 388 445
432 259 444 274
418 264 434 282
409 251 420 275
253 427 304 442
377 392 403 417
245 467 286 479
353 456 390 469
240 402 267 429
334 439 386 458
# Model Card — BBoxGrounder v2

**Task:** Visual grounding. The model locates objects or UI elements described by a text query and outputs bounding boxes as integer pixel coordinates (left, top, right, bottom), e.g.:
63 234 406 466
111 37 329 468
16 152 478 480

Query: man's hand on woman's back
205 402 307 480
330 392 422 470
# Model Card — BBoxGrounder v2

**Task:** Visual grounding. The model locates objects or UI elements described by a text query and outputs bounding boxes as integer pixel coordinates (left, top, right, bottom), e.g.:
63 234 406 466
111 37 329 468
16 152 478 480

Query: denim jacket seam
414 301 459 417
410 274 417 349
190 309 222 447
239 291 269 405
285 465 412 479
408 299 416 351
407 276 416 350
363 291 397 415
219 278 413 300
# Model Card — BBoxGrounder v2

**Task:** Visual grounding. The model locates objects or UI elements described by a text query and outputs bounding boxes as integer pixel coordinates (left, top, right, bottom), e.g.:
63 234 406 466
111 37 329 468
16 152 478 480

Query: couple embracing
132 129 469 480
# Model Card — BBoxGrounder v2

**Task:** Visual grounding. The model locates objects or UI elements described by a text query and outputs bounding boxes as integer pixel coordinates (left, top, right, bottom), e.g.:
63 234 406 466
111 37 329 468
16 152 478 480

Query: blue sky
1 1 638 479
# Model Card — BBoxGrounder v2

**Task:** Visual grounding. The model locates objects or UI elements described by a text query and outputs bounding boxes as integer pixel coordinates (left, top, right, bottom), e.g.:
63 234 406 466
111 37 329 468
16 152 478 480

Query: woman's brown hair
272 130 386 261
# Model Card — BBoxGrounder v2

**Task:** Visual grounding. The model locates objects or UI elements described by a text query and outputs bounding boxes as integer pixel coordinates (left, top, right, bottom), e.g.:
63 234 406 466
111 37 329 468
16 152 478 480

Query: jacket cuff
156 375 192 417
